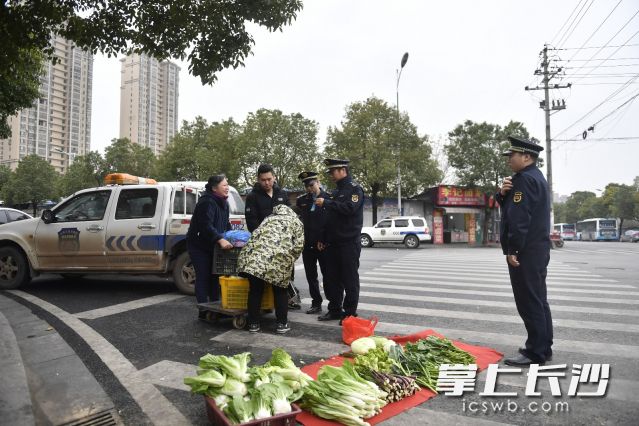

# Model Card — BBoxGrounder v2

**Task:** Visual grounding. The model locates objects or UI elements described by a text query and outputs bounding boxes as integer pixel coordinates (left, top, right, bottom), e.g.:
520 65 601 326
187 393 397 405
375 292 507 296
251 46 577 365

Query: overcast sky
90 0 639 197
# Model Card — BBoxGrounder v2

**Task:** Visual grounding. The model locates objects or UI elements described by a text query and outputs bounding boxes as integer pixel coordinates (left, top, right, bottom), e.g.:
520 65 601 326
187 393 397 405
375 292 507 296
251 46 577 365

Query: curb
0 293 118 425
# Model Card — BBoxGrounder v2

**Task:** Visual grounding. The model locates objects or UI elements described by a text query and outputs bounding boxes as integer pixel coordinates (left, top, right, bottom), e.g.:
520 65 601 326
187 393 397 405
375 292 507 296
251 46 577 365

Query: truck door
35 190 112 269
106 186 164 269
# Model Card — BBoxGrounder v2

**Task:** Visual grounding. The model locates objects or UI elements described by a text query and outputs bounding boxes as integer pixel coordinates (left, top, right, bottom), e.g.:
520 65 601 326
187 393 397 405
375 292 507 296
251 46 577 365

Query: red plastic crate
205 397 301 426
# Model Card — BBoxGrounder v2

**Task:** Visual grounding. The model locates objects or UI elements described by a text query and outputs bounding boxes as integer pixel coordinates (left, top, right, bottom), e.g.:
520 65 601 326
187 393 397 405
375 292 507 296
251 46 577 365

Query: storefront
427 186 487 245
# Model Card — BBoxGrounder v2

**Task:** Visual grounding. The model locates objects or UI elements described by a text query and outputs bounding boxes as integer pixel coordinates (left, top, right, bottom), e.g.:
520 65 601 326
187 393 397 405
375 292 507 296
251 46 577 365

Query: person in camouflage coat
238 204 304 333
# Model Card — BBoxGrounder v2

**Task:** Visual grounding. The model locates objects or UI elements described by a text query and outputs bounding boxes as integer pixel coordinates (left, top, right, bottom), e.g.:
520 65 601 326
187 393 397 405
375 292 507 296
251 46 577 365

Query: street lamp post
395 52 409 216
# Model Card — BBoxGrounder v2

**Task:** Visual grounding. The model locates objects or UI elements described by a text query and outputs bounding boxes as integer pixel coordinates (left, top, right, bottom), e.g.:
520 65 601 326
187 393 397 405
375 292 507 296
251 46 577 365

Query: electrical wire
556 43 639 50
564 0 622 63
550 0 585 46
556 0 594 48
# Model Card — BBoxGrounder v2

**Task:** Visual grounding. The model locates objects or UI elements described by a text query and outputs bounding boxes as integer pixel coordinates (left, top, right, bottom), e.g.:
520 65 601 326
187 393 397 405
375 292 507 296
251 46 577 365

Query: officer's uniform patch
352 194 359 203
514 192 523 203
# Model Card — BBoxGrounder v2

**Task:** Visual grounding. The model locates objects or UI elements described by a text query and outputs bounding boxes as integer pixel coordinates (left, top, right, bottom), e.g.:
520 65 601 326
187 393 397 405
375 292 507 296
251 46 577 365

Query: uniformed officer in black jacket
244 163 301 308
244 163 290 233
296 171 330 314
315 159 365 322
496 136 553 366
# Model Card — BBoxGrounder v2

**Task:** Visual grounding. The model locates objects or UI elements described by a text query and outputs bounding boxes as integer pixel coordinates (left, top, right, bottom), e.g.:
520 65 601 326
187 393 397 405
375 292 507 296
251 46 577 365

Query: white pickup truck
0 176 245 294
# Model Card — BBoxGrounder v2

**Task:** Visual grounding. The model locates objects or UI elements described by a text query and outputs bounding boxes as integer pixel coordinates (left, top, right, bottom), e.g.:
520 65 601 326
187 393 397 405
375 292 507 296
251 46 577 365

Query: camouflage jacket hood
237 204 304 287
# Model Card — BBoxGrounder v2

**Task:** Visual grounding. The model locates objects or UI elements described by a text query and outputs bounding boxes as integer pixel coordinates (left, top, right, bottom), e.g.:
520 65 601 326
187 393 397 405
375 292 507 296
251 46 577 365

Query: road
2 241 638 425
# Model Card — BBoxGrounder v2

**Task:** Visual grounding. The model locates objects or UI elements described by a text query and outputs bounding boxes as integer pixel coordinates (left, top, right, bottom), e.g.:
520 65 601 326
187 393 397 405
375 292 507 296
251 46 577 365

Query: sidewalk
0 292 119 425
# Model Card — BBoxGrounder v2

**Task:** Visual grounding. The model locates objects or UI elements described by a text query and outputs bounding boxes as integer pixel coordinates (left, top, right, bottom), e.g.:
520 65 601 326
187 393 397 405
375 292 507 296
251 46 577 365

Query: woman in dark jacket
187 175 233 319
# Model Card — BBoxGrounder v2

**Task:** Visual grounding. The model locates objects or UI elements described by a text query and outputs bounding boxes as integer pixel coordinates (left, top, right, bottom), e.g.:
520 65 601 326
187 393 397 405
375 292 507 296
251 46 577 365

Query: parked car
360 216 431 249
0 208 32 225
620 229 639 243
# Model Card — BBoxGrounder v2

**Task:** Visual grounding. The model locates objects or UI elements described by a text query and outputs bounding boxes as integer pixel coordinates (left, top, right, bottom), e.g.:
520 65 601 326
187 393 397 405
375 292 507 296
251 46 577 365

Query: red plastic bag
342 316 379 345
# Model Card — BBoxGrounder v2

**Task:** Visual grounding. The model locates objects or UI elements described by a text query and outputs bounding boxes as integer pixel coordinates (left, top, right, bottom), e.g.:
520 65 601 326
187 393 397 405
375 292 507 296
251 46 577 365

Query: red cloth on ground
297 329 503 426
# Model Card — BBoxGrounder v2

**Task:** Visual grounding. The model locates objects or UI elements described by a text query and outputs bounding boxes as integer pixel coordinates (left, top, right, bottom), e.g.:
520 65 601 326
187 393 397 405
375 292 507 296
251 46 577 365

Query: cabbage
220 377 248 397
351 337 377 355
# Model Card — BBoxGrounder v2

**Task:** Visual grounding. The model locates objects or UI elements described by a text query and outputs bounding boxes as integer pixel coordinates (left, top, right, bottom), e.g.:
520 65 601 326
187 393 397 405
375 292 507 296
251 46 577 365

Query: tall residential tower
0 35 93 173
119 54 179 155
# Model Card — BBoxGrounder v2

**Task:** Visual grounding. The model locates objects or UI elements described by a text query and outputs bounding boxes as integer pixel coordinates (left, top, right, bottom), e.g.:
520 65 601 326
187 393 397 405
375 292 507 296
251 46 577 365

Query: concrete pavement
0 293 119 425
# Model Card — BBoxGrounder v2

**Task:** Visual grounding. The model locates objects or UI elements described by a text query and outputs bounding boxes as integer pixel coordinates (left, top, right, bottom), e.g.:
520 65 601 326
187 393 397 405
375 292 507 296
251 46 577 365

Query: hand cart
197 247 274 329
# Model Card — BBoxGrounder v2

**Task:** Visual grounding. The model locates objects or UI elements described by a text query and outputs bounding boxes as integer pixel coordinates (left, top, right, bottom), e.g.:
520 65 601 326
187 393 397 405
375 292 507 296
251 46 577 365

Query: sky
90 0 639 197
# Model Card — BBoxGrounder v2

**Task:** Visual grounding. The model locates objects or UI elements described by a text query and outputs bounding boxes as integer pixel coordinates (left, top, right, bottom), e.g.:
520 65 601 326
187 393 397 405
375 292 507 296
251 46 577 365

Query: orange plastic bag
342 316 379 345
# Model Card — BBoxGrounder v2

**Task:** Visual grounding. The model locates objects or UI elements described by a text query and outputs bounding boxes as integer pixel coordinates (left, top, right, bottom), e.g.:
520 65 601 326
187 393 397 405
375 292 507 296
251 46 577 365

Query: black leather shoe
317 312 342 321
519 347 552 362
306 306 322 314
505 353 544 366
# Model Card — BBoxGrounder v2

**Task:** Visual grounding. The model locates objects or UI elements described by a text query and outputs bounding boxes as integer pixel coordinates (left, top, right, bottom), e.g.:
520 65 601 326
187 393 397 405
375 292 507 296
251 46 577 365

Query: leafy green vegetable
221 377 248 397
199 352 252 382
223 395 253 424
351 337 377 355
258 382 293 414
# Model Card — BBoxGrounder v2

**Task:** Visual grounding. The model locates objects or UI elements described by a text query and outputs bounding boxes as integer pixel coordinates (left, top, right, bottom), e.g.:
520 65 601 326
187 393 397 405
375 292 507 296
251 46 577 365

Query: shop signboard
467 214 476 244
433 209 444 244
438 186 486 206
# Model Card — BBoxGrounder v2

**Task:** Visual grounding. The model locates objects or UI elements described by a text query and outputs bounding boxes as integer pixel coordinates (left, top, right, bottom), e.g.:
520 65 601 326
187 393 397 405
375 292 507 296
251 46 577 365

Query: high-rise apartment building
0 35 93 173
119 54 179 155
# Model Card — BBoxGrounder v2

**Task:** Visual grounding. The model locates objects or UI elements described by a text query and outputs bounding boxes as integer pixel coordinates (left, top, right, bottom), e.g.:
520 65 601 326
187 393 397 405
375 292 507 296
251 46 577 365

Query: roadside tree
56 152 107 197
155 117 242 185
104 138 156 178
1 155 58 216
238 109 321 189
2 1 303 130
325 97 441 224
445 119 530 243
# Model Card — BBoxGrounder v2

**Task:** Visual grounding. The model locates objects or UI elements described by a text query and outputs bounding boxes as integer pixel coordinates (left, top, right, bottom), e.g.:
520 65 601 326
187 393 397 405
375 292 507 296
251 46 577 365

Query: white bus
553 223 576 240
576 218 618 241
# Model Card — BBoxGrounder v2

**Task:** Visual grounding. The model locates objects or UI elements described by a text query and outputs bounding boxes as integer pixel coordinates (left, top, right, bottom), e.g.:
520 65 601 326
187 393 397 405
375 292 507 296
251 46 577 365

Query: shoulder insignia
352 194 359 203
513 192 523 203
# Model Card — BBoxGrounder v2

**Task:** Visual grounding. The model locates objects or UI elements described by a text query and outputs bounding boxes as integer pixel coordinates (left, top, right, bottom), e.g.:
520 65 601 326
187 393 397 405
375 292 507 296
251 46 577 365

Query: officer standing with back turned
496 136 553 366
315 158 364 323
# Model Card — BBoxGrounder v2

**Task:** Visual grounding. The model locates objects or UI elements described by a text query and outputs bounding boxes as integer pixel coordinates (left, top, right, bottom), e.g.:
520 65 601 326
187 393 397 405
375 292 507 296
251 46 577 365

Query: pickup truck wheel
360 234 373 248
0 246 30 290
173 251 196 295
404 235 420 249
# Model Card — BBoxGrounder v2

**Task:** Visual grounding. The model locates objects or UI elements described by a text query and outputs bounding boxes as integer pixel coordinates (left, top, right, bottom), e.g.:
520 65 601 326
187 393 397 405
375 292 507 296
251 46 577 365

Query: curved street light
396 52 409 215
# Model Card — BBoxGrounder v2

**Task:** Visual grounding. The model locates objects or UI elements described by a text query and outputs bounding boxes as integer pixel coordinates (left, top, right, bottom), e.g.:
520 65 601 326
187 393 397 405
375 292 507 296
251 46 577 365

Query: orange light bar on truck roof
103 173 158 185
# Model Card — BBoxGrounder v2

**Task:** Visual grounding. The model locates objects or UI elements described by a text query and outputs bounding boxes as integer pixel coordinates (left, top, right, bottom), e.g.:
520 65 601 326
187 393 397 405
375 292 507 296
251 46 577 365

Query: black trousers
507 249 553 362
187 244 219 304
246 274 288 325
302 247 327 307
323 240 361 316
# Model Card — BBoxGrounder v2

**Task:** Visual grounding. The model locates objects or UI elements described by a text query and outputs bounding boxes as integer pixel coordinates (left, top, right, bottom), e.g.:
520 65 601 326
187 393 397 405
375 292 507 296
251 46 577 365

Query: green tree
578 196 608 219
56 152 107 197
1 155 58 216
553 202 567 224
104 138 156 177
445 120 530 244
0 165 13 195
325 97 441 224
0 48 44 138
563 191 596 223
238 109 321 189
609 184 638 236
154 117 242 185
2 1 302 123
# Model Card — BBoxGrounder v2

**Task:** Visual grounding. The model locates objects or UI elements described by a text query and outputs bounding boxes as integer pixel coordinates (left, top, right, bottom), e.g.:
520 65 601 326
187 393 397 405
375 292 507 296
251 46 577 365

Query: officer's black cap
324 158 350 172
298 171 319 183
502 136 544 156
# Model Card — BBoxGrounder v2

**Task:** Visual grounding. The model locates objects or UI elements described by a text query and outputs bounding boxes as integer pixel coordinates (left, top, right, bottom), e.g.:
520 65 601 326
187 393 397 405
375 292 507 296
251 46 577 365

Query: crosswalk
15 248 638 425
135 249 638 424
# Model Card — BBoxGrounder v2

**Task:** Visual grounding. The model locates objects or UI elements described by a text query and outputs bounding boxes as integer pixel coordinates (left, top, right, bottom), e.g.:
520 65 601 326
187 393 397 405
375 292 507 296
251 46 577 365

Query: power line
556 43 639 50
550 0 585 46
566 57 639 61
564 10 639 80
565 0 622 63
554 137 639 141
564 63 639 68
553 73 639 137
556 0 594 48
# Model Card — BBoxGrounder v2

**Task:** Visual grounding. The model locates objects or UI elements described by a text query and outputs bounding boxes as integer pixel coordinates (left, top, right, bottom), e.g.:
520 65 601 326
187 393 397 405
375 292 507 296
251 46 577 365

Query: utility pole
524 44 571 226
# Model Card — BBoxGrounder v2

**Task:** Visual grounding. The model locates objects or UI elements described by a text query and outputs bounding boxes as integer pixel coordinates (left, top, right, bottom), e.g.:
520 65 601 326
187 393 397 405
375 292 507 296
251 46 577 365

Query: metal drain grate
62 409 121 426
